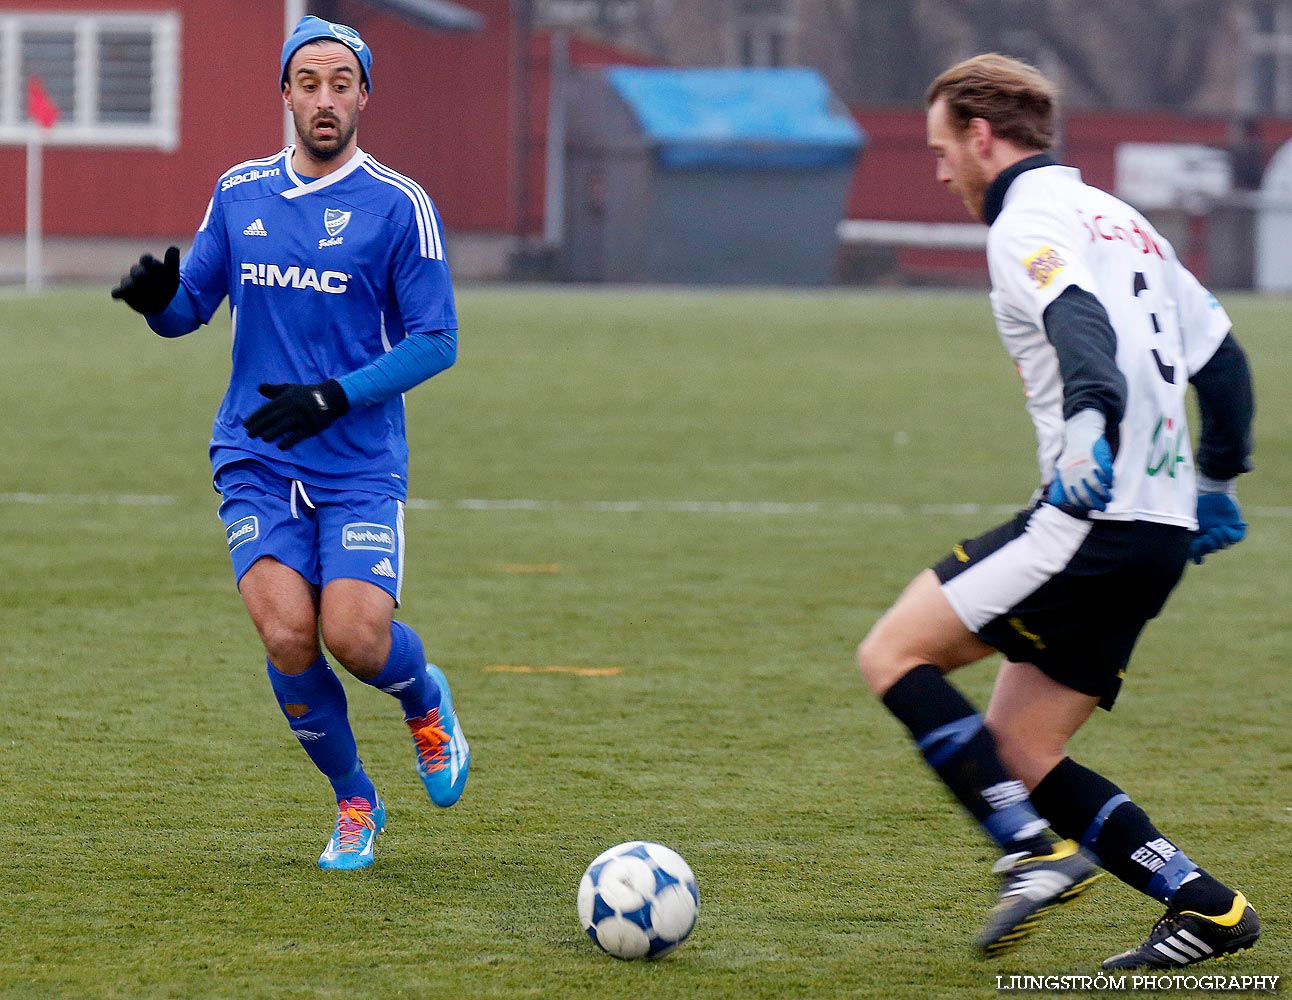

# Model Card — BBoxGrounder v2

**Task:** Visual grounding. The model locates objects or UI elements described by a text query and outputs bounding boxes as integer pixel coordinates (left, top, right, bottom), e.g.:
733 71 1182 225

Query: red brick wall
0 0 284 236
4 1 1288 252
844 106 1292 281
0 0 654 239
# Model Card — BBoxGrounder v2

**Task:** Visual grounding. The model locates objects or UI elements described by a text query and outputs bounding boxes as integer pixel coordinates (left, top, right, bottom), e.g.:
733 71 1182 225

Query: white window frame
0 10 180 148
726 0 798 68
1240 1 1292 115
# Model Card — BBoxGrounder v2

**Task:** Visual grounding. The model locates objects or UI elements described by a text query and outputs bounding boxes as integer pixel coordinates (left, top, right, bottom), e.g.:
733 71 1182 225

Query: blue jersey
158 146 457 498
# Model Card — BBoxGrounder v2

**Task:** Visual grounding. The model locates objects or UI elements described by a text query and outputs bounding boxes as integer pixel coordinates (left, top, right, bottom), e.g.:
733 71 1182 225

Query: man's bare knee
321 619 386 676
258 618 319 673
319 580 395 679
856 626 916 697
238 557 320 672
856 569 989 697
985 661 1097 789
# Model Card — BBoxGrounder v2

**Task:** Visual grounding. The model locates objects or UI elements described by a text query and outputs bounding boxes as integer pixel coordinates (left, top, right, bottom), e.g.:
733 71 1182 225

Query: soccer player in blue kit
112 16 467 870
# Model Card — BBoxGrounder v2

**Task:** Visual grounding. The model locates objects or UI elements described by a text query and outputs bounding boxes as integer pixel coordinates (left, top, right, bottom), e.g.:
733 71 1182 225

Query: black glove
244 381 350 450
111 246 181 315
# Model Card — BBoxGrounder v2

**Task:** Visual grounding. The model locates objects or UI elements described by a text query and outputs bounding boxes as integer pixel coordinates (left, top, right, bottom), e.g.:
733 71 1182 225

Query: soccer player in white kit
857 54 1259 967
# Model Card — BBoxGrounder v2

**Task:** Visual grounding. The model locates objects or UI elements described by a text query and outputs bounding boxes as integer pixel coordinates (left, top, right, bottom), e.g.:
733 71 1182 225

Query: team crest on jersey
1023 245 1066 289
324 208 352 237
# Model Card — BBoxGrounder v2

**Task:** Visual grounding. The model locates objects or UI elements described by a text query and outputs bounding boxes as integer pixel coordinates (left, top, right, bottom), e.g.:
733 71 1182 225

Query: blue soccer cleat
318 795 386 871
405 664 469 807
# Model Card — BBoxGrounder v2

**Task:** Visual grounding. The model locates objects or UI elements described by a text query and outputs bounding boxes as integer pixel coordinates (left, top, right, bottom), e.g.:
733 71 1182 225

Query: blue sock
361 620 440 719
267 656 377 804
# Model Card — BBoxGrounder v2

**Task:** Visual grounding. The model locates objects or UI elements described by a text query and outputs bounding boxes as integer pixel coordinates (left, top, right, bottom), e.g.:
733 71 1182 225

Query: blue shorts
215 460 405 603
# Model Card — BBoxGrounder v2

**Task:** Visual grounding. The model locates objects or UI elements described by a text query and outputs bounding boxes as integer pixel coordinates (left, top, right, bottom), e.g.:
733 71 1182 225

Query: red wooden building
1 0 1285 282
0 0 646 253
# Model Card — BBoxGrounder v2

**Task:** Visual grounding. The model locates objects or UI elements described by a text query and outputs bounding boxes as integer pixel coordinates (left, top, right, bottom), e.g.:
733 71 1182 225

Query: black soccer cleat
977 839 1103 957
1102 892 1260 970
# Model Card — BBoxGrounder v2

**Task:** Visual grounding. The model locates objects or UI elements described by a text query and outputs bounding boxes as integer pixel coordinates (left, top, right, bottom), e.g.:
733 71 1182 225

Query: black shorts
933 503 1192 709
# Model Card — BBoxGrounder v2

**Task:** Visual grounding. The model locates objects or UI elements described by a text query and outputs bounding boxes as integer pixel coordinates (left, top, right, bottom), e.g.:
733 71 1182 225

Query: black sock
882 664 1050 854
1172 872 1241 916
1031 757 1235 911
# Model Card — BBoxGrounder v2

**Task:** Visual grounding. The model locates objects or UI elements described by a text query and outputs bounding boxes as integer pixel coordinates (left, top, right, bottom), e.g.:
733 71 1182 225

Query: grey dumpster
560 67 864 286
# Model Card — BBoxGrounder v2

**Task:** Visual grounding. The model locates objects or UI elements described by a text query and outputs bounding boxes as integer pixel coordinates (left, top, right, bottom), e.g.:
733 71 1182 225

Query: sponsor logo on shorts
1023 245 1066 289
370 557 397 580
1008 616 1046 650
226 515 259 551
343 522 395 552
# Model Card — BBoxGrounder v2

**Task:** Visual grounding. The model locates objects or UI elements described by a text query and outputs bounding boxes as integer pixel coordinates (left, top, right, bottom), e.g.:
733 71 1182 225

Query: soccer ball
577 840 700 960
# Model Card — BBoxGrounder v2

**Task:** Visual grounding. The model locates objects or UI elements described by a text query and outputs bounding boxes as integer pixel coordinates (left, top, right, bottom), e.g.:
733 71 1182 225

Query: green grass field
1 285 1288 999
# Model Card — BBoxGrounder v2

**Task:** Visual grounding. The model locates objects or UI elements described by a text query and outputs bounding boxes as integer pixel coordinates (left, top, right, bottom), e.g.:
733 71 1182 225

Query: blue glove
1046 409 1114 512
1190 476 1247 564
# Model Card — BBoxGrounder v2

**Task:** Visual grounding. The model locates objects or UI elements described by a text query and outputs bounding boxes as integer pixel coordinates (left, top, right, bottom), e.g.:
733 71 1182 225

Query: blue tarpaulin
605 67 864 170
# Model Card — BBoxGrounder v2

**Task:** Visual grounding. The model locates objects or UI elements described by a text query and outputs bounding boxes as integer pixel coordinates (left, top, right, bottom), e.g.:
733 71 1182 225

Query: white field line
0 491 177 506
425 498 1020 516
3 491 1292 519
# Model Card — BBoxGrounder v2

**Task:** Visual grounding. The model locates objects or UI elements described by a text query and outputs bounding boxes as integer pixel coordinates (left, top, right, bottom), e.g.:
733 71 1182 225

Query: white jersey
987 164 1232 528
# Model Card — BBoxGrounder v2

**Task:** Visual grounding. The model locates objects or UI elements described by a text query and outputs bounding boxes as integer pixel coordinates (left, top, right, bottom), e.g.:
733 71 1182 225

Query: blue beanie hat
281 15 372 90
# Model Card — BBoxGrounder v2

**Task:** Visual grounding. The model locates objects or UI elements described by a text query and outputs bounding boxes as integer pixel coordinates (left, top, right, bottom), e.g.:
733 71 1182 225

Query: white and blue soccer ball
577 840 700 960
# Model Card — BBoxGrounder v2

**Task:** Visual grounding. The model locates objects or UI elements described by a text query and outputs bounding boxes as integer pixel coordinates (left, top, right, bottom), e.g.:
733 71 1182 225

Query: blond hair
926 53 1058 151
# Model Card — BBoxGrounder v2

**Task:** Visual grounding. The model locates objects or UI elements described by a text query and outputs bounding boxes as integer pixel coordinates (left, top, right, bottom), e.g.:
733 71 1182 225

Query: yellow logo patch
1023 245 1066 289
1008 617 1046 651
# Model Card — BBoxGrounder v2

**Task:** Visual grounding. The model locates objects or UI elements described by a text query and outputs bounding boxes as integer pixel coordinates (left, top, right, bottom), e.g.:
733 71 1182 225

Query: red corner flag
27 74 60 129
